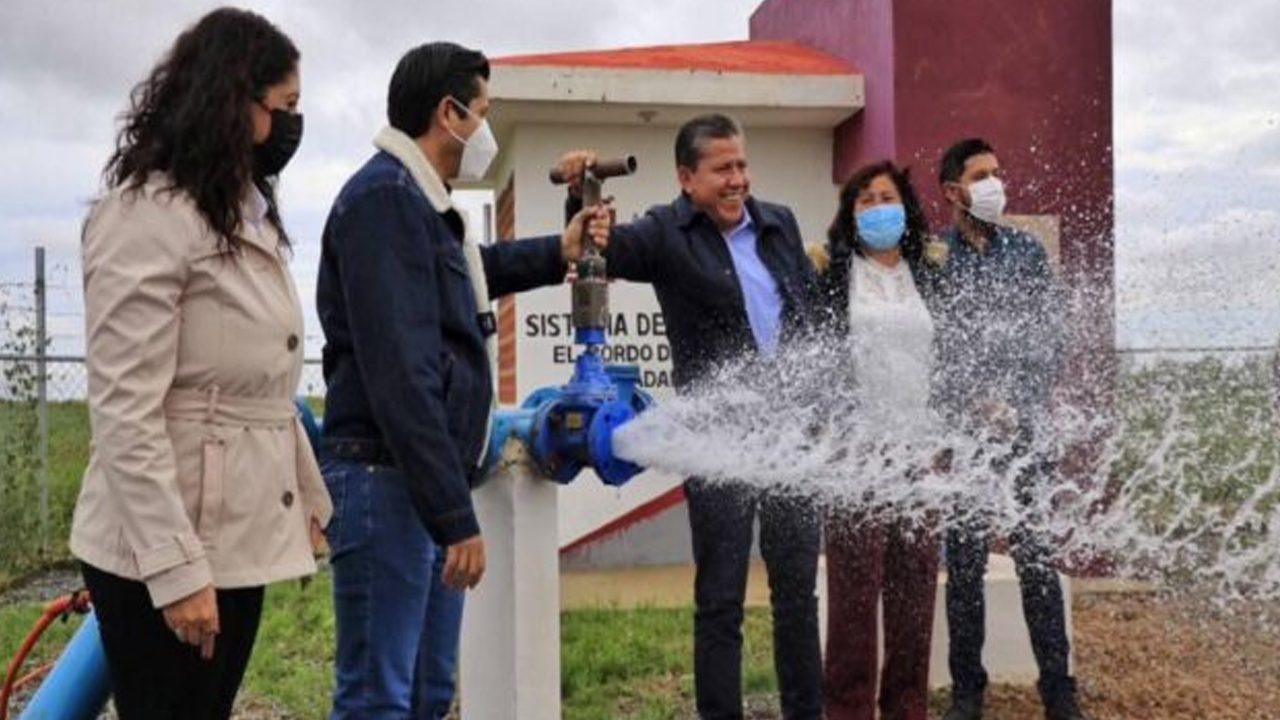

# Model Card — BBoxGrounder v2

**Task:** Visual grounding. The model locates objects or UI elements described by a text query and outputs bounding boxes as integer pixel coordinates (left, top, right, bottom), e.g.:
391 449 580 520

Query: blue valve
483 354 652 486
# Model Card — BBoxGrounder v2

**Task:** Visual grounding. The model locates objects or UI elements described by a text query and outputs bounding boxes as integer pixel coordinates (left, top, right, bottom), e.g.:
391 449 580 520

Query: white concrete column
460 439 562 720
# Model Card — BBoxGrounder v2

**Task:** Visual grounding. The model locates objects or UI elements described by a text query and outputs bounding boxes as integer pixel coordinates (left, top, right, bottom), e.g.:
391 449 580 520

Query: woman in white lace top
816 160 946 720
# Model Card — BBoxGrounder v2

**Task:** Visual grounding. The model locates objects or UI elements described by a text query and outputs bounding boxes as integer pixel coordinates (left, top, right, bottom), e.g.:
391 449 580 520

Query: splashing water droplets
613 335 1280 605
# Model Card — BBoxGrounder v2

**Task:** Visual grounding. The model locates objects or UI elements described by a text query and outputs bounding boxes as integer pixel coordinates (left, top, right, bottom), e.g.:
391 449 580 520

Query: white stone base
460 443 562 720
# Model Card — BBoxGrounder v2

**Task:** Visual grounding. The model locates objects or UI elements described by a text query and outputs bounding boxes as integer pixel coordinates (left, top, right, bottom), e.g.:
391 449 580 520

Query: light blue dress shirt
722 211 782 357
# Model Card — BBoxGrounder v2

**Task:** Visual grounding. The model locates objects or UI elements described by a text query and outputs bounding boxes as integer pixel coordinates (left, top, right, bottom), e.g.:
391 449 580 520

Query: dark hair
388 42 490 138
674 113 743 170
938 137 996 185
104 7 299 251
828 160 930 263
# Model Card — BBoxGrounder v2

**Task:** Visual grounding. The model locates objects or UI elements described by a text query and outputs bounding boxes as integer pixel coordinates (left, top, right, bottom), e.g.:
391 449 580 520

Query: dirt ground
701 591 1280 720
930 591 1280 720
1060 592 1280 720
929 592 1280 720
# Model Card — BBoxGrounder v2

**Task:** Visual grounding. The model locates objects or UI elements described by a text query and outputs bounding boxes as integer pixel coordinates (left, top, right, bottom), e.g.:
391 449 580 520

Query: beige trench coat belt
164 386 300 428
162 386 318 547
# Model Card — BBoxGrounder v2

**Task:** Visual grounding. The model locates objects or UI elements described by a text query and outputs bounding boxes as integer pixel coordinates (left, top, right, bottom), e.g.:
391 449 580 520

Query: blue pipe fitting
17 612 111 720
296 399 321 451
587 400 642 485
574 326 606 346
604 364 650 413
482 353 651 485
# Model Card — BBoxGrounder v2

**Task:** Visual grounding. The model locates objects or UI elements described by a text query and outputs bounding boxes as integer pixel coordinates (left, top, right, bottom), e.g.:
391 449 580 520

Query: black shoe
942 695 983 720
1044 693 1090 720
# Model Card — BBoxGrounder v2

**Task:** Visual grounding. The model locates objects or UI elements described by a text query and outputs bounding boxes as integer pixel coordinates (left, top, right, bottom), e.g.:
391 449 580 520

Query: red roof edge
560 485 687 556
494 39 856 76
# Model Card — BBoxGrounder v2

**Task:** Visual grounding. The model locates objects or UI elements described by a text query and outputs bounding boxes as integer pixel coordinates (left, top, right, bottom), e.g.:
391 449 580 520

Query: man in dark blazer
564 113 823 720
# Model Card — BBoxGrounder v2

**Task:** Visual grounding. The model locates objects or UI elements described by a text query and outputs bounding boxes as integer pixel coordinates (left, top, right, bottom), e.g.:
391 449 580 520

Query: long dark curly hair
827 160 930 264
103 7 299 251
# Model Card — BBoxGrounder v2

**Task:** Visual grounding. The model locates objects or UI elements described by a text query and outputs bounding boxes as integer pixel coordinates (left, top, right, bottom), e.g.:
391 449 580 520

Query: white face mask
965 176 1006 224
447 98 498 181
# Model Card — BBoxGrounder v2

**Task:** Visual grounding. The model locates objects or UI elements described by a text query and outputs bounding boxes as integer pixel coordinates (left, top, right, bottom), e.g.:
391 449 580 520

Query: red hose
13 663 54 693
0 590 92 720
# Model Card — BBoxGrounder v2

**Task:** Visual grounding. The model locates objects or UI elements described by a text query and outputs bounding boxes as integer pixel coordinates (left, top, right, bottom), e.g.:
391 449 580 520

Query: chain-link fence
0 355 325 403
0 355 85 402
1117 345 1279 371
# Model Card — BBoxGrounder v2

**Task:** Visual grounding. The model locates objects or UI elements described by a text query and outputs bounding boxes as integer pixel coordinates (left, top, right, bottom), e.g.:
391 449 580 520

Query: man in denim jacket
316 42 609 720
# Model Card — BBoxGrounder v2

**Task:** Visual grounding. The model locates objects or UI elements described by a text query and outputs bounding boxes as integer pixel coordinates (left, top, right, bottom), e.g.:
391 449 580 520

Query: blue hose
17 613 110 720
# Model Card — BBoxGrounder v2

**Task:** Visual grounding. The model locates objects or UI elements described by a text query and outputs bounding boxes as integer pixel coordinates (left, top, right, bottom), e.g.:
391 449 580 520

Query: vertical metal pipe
34 246 48 556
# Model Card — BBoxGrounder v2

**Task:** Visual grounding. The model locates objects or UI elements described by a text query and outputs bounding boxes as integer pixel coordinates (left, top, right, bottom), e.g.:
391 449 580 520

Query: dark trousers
824 514 939 720
82 563 264 720
943 436 1075 704
686 478 823 720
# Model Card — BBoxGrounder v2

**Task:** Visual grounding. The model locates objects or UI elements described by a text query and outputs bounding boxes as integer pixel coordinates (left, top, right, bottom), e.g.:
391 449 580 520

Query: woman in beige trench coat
70 9 331 720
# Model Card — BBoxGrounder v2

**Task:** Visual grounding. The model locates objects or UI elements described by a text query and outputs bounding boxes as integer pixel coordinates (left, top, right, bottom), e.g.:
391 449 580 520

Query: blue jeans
323 459 465 720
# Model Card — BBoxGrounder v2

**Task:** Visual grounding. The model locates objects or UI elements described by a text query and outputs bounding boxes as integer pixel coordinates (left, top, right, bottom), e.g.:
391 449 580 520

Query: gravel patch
0 565 83 605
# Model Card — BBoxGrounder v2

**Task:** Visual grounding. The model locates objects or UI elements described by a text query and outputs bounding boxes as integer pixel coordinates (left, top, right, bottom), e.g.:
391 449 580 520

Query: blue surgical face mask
854 203 906 250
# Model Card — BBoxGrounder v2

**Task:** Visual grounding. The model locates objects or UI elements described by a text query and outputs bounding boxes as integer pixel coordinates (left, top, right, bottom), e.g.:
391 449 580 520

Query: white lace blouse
848 254 935 434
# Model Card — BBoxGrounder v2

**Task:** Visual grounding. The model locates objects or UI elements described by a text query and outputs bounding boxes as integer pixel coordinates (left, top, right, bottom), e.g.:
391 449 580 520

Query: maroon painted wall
751 0 1112 271
747 0 899 177
752 0 1116 546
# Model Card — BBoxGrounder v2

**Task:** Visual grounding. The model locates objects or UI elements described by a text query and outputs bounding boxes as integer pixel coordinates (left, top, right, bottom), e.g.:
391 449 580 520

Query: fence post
35 245 48 557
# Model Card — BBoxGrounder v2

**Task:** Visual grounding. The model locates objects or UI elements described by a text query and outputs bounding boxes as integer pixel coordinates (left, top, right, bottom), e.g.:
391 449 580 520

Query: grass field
0 401 90 586
0 573 778 719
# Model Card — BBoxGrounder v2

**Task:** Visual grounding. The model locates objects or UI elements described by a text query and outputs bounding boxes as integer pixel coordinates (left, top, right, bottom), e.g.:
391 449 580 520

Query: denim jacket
924 223 1065 422
318 149 566 545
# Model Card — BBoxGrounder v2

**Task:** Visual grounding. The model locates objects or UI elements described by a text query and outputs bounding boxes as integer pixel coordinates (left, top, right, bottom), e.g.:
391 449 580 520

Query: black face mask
254 108 303 179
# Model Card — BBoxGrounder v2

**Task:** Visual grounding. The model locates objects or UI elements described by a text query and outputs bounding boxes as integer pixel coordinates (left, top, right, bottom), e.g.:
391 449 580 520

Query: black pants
82 563 264 720
943 436 1075 705
686 478 823 720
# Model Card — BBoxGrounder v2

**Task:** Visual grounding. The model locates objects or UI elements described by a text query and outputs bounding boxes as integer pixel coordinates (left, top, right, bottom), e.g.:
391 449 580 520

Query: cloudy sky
1 0 1277 356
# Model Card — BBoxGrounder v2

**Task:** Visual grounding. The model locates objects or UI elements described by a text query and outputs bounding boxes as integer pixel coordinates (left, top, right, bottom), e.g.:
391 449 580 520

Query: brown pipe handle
549 155 637 184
